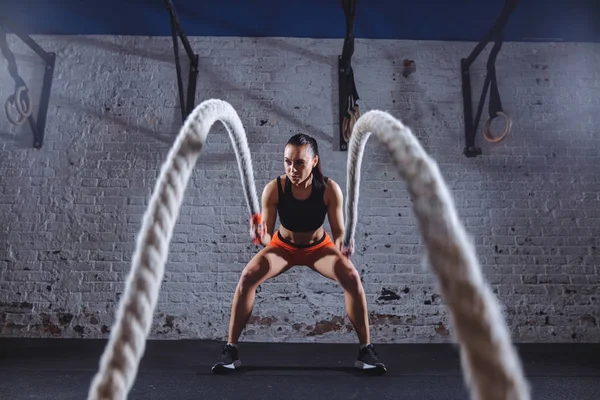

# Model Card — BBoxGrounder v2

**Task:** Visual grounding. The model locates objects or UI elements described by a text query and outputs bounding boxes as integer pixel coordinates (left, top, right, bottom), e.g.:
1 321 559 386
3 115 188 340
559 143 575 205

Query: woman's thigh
242 245 296 285
302 246 358 284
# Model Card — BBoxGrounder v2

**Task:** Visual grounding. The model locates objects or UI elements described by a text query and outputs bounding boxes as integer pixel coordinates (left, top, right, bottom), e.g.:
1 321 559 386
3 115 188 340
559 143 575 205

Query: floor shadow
207 365 385 377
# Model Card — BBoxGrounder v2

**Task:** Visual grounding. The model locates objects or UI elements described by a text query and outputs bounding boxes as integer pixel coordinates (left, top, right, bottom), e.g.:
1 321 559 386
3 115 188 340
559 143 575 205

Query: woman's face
284 144 317 185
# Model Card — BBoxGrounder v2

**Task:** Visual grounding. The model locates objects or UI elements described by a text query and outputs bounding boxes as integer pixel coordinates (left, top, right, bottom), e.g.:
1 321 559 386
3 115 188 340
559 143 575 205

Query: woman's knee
237 262 268 294
335 260 363 295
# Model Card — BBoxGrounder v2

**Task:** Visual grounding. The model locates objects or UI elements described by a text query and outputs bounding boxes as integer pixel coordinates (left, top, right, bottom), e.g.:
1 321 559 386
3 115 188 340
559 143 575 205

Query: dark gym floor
1 338 599 399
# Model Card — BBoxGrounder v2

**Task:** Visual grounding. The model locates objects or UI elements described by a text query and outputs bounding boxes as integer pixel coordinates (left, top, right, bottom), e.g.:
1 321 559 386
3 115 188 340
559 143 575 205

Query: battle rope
86 99 261 400
0 25 32 125
88 100 529 400
341 109 530 400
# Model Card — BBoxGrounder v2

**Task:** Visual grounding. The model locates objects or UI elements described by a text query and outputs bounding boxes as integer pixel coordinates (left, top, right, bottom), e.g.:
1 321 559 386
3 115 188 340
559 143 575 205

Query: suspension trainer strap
0 25 27 89
486 35 504 118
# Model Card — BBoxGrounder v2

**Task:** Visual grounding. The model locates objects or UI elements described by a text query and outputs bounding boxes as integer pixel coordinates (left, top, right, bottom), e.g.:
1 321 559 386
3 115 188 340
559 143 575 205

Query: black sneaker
354 344 386 374
211 344 242 374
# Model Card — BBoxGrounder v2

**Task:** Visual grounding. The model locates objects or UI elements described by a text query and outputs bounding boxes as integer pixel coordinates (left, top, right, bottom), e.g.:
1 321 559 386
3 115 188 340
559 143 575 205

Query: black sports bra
276 176 328 232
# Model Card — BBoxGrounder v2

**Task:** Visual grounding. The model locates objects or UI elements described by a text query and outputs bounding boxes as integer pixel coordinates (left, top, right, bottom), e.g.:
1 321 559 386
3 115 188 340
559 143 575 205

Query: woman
212 133 386 374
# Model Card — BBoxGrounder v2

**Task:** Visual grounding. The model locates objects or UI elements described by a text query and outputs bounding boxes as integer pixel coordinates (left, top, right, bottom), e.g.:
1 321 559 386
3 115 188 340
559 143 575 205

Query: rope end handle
250 213 265 245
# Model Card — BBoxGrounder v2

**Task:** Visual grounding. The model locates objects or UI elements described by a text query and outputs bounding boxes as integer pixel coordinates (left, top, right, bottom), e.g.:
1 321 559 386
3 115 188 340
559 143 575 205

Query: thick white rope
342 109 530 400
86 99 261 400
87 99 529 400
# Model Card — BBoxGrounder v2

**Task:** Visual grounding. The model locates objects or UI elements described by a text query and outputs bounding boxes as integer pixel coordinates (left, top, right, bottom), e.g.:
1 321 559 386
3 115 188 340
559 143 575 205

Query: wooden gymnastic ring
14 86 32 118
4 93 26 125
483 111 511 143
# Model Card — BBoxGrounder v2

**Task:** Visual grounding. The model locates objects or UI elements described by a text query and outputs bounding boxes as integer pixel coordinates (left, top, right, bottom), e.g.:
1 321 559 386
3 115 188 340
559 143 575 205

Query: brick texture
0 35 599 343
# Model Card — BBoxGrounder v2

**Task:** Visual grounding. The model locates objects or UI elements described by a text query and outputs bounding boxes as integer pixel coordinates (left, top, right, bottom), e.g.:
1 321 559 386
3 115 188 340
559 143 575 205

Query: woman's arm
259 179 279 244
326 179 345 250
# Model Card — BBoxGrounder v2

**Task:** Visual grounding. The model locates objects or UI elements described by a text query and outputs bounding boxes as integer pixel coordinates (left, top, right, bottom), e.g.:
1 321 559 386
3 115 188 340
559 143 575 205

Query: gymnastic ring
4 94 26 126
482 111 511 143
14 86 32 119
343 117 351 143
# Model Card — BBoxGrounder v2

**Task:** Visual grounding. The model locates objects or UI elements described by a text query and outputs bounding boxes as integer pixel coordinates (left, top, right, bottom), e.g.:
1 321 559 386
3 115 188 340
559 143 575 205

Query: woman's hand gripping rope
250 213 270 246
341 238 354 258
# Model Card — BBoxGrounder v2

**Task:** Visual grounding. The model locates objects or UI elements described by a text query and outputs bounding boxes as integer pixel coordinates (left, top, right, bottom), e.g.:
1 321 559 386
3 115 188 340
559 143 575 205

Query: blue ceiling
2 0 600 42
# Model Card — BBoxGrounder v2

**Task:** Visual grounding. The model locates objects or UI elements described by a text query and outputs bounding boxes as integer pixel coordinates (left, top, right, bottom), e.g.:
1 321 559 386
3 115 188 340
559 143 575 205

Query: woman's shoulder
322 176 340 192
323 176 335 185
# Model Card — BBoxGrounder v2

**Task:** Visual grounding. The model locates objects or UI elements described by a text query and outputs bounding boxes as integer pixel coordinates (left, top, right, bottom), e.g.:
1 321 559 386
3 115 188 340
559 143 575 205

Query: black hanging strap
340 0 356 71
460 0 520 157
0 24 32 126
338 0 360 151
473 35 505 136
0 18 56 149
0 26 27 88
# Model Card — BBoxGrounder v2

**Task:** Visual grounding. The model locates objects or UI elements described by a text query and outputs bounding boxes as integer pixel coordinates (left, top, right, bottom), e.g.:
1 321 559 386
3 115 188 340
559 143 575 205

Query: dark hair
286 133 326 188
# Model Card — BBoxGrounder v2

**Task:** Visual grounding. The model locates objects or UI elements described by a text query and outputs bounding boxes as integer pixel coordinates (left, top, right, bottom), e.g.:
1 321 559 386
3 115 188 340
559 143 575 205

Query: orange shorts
268 230 336 264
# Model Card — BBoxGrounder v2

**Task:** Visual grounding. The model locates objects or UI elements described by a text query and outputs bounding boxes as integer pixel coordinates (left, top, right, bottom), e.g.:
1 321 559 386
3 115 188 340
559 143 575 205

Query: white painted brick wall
0 35 599 343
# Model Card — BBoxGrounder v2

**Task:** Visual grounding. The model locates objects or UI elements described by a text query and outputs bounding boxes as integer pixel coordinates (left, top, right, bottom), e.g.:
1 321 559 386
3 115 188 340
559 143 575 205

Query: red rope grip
250 213 263 244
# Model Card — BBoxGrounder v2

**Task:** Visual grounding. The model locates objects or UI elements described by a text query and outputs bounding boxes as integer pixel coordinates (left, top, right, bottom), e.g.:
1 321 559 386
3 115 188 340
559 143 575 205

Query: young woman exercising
212 133 386 374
